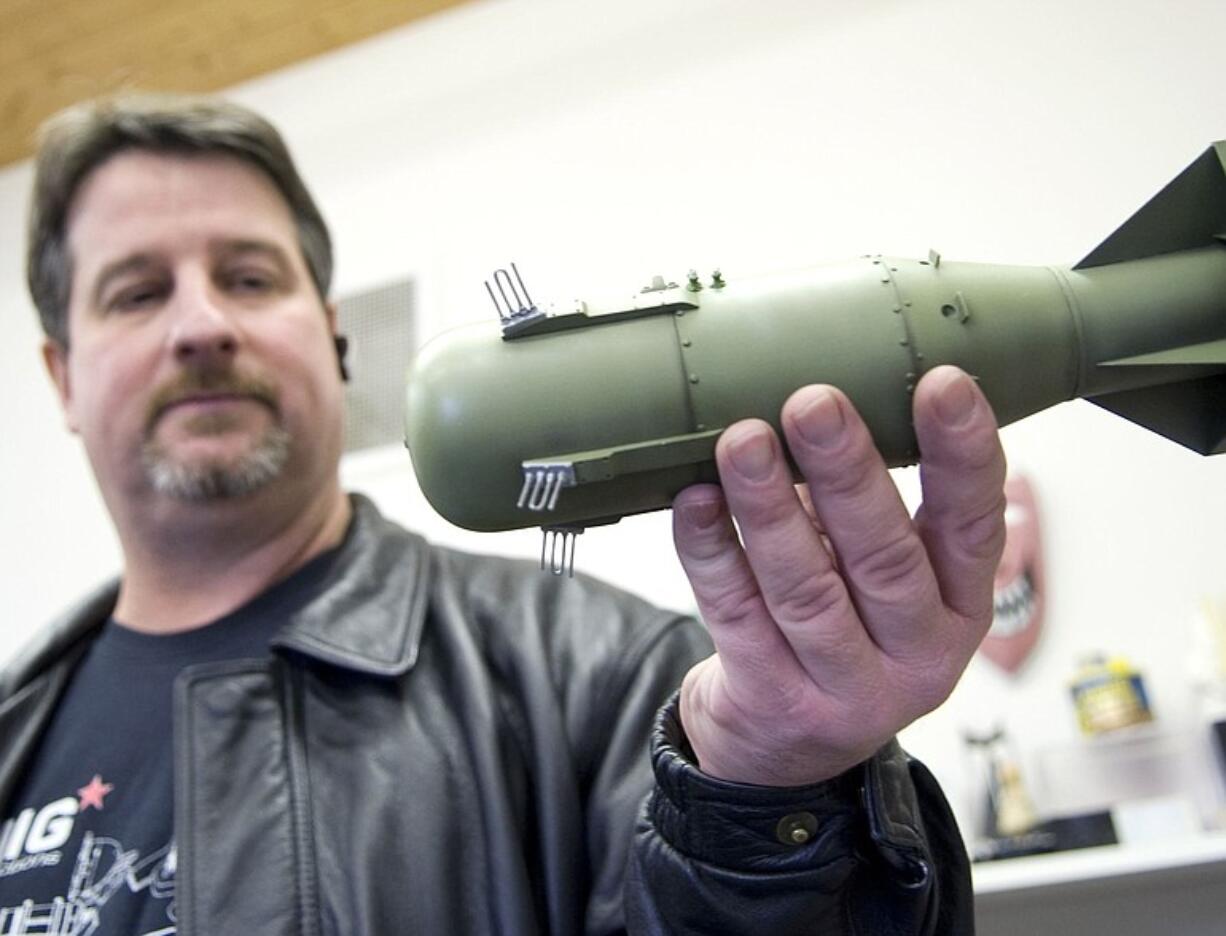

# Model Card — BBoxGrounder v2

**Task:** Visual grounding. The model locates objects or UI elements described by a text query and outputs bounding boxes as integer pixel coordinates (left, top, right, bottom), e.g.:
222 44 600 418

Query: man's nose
168 288 239 367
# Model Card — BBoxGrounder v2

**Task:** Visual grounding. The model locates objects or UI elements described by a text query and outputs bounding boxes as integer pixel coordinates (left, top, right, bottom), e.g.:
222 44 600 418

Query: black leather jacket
0 496 972 934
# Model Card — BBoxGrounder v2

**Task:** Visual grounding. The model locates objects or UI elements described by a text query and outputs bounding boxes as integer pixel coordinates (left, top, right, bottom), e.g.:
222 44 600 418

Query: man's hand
673 366 1006 787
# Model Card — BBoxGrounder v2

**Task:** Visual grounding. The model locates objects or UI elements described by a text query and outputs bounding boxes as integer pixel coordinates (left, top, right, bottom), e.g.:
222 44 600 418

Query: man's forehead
67 150 297 260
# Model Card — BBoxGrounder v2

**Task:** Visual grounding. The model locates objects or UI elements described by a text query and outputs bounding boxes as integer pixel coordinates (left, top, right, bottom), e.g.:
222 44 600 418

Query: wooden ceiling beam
0 0 473 167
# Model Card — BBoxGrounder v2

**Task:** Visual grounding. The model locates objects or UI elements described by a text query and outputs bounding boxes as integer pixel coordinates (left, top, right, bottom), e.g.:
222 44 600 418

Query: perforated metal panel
335 279 415 452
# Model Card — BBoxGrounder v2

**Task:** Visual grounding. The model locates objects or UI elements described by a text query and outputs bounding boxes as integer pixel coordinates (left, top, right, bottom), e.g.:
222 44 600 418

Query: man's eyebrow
213 239 295 275
91 254 159 309
88 241 296 308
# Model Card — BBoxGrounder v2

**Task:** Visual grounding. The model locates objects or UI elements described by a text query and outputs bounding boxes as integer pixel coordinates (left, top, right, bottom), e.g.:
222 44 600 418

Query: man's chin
142 427 292 502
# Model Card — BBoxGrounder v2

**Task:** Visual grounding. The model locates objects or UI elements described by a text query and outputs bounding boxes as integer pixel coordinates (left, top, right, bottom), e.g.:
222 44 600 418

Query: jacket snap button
776 812 818 846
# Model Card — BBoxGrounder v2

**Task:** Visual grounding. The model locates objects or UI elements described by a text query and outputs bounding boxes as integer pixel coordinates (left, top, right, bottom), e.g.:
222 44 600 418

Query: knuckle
769 567 849 625
924 489 1007 565
960 592 997 635
961 514 1007 569
701 577 767 629
964 491 1008 553
845 529 929 595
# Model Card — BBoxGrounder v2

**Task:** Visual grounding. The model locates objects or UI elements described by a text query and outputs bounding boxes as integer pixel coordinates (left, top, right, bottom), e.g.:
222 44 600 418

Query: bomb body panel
407 256 1095 533
674 260 917 462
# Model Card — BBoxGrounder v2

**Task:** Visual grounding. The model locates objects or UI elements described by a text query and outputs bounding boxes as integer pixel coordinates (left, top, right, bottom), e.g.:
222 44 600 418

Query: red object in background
979 475 1044 674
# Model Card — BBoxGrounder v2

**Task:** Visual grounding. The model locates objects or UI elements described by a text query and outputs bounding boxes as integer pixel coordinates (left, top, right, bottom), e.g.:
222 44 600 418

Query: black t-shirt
0 557 330 936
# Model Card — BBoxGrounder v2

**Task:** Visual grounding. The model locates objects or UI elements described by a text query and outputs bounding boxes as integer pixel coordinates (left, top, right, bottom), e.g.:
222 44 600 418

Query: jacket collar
269 493 430 677
1 494 430 693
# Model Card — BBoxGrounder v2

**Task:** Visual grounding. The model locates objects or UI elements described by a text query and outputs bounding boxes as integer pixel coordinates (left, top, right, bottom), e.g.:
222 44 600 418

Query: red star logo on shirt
77 774 114 812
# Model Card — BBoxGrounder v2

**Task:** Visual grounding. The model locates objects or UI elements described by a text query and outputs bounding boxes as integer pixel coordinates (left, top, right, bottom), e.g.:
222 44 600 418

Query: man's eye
226 270 277 293
109 284 165 311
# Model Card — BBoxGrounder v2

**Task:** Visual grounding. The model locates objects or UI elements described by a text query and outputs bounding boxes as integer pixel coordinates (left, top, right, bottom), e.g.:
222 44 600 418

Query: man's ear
42 339 79 433
327 302 350 383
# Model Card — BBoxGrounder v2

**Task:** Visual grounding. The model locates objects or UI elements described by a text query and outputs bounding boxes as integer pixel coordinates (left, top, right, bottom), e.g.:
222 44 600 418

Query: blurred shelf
973 833 1226 895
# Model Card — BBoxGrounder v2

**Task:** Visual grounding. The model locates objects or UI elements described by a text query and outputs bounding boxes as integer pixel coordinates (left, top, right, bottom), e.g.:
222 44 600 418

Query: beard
141 422 292 501
141 369 291 502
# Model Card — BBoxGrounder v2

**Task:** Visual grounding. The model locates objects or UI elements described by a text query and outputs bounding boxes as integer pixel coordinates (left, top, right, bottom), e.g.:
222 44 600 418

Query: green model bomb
405 143 1226 571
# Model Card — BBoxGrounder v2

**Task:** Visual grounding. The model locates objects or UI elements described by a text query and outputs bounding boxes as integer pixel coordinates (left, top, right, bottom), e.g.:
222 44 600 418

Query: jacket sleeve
575 612 717 935
624 695 975 935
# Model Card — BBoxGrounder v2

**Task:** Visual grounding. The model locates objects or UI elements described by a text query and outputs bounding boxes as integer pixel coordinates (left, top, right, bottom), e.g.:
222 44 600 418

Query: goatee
141 368 289 501
142 423 292 501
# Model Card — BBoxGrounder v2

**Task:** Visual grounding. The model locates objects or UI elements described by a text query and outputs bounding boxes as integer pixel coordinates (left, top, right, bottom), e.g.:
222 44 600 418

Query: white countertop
973 833 1226 896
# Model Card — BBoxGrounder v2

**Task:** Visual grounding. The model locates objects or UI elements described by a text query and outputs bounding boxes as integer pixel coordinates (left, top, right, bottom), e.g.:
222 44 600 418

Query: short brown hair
27 92 333 346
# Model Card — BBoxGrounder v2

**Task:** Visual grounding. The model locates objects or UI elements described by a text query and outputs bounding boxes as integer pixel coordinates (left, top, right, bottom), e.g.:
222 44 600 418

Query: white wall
3 0 1225 834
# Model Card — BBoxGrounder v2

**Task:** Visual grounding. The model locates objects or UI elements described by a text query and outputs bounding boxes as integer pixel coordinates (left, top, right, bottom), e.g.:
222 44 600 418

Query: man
0 94 1004 934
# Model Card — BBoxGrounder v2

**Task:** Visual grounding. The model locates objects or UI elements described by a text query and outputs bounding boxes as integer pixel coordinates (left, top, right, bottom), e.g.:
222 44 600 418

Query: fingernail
935 373 976 427
680 498 723 529
726 427 774 481
794 387 844 448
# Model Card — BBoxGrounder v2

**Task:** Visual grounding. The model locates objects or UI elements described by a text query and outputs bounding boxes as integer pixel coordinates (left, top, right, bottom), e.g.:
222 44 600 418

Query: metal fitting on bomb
517 463 576 513
487 263 547 337
540 526 582 577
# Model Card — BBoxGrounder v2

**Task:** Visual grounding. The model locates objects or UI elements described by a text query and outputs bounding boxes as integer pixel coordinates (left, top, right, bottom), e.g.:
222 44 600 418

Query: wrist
648 692 867 870
679 672 873 787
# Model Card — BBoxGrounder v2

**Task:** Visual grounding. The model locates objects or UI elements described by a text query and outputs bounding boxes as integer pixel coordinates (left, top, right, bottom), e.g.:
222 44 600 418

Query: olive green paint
405 143 1226 533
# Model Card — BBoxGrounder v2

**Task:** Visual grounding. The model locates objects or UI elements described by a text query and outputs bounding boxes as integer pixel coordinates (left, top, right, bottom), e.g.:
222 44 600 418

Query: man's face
45 150 344 512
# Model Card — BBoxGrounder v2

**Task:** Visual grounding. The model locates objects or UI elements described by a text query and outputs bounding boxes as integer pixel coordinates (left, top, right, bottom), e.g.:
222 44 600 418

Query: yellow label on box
1070 659 1153 734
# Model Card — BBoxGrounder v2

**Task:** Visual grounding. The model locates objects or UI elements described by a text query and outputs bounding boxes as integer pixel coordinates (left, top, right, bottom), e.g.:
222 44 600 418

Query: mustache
144 369 280 433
